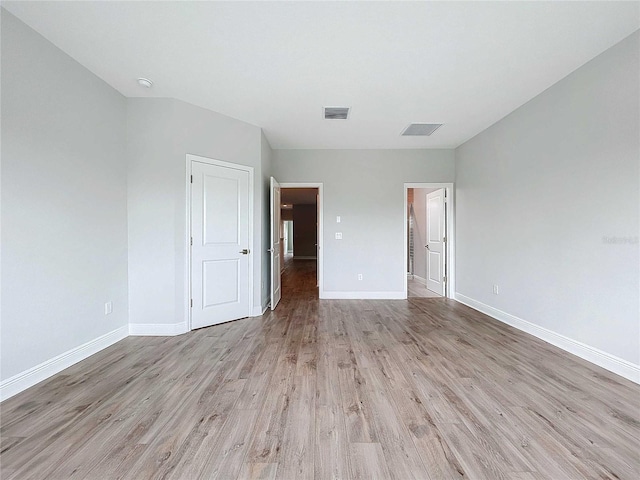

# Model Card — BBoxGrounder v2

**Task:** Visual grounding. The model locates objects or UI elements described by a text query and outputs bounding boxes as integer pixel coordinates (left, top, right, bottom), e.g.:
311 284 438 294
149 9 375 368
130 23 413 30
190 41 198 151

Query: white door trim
185 154 254 332
404 183 455 299
278 182 324 299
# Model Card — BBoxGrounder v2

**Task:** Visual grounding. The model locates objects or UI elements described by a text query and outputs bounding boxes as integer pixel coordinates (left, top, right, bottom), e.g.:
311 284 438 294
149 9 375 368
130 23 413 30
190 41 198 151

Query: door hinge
443 236 446 243
190 236 193 246
190 299 193 308
190 175 193 183
443 275 447 284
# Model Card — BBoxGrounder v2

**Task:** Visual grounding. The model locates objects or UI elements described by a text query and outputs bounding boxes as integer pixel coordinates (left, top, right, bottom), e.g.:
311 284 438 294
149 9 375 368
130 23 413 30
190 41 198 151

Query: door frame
185 154 255 331
404 183 455 299
278 182 324 299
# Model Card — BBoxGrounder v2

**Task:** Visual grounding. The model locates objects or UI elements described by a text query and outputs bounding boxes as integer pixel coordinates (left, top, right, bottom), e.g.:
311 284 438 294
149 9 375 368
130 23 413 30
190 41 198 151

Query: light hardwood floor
407 277 442 298
1 260 639 479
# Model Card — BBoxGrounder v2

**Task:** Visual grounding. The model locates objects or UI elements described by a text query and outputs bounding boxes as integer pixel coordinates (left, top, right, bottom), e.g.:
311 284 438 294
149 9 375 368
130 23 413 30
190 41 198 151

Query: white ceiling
4 1 639 149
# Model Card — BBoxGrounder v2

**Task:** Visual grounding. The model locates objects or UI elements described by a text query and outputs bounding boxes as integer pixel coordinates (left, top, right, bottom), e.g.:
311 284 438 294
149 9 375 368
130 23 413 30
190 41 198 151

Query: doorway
187 154 254 330
270 180 324 309
404 183 455 299
283 220 293 261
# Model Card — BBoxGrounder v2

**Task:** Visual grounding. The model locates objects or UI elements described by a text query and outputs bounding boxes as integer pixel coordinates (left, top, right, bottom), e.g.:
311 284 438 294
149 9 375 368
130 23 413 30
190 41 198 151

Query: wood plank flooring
1 259 639 479
407 277 442 298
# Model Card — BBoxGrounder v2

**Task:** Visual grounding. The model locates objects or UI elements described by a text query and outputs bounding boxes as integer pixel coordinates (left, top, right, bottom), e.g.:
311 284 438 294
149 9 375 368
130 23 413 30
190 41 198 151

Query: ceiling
4 1 639 149
281 188 318 206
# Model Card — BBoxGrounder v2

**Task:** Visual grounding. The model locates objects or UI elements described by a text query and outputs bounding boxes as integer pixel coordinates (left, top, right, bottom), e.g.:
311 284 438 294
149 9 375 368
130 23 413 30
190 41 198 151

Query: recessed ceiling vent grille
324 106 350 120
401 123 443 136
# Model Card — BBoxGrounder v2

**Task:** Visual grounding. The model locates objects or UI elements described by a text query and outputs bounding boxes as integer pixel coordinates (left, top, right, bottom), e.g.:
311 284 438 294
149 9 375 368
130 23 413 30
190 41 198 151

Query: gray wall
1 11 129 380
273 149 455 294
455 32 639 365
127 98 266 326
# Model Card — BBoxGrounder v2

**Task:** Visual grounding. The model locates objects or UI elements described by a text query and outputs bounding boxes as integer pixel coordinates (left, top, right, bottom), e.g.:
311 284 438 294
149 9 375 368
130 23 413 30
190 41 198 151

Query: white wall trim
0 325 129 402
454 293 640 384
129 322 189 336
321 291 405 300
252 303 269 317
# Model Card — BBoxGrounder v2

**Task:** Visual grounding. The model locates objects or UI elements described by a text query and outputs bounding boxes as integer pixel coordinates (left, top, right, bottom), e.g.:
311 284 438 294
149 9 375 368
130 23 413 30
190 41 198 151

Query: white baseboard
0 325 129 402
129 322 188 336
252 302 269 317
321 291 406 300
411 275 427 286
454 293 640 384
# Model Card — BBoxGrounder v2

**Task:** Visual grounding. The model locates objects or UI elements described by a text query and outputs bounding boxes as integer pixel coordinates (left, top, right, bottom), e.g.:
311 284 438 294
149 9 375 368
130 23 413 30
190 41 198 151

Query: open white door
270 177 282 310
316 193 320 287
191 161 250 329
426 189 446 296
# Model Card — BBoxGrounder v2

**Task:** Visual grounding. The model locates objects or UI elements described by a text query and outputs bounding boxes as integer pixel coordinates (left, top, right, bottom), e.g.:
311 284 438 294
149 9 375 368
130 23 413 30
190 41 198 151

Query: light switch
335 232 342 240
336 216 341 223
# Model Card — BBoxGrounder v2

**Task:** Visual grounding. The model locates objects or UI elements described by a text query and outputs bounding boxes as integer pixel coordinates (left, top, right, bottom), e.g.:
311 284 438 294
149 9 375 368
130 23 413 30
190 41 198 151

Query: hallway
280 256 317 299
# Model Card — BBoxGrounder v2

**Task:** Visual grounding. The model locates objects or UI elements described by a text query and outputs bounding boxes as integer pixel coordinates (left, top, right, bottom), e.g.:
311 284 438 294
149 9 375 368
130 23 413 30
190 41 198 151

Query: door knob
240 249 250 254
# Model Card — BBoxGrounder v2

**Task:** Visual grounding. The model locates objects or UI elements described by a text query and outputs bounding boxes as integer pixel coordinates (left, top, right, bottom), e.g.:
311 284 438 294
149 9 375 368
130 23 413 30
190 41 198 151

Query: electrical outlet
104 301 113 315
335 232 342 240
493 285 499 295
336 216 341 223
358 274 363 281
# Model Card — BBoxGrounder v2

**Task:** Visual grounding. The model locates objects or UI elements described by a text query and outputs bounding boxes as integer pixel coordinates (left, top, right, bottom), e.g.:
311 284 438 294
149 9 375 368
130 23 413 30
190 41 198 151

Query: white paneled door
270 177 282 310
191 161 250 329
426 189 446 296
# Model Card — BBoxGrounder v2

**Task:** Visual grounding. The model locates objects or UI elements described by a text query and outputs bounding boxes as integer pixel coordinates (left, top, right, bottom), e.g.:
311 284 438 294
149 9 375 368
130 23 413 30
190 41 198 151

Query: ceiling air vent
401 123 443 136
324 106 350 120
